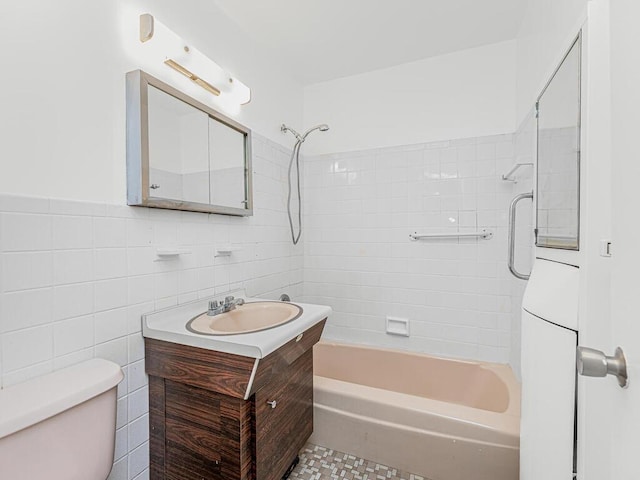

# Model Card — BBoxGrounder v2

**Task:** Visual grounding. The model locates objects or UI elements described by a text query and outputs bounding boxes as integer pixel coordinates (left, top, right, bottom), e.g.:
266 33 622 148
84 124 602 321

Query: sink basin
186 301 303 336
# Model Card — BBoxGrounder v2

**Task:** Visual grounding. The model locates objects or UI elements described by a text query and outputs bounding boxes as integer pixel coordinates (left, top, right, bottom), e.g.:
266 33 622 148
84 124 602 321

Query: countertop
142 290 332 358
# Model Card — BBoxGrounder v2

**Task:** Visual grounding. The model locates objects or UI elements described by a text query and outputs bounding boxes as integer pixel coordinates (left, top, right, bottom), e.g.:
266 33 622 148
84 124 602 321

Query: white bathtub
310 341 520 480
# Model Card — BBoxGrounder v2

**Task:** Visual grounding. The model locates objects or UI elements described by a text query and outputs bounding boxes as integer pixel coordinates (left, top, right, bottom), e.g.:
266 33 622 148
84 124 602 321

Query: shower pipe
281 123 329 245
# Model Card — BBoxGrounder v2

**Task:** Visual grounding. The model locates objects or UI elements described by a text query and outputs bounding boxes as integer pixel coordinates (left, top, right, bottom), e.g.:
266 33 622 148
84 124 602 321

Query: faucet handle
224 295 234 305
209 300 219 310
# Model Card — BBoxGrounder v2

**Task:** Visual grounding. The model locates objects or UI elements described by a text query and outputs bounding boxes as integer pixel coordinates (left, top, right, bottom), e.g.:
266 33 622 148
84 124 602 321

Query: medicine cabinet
126 70 253 216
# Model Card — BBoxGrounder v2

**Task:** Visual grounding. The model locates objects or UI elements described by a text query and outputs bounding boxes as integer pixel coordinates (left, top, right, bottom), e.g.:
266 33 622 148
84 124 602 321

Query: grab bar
508 192 534 280
409 230 492 241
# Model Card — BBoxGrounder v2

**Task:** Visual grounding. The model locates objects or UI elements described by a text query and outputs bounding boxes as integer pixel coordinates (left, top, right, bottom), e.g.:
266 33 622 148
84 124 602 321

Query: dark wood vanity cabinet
145 320 325 480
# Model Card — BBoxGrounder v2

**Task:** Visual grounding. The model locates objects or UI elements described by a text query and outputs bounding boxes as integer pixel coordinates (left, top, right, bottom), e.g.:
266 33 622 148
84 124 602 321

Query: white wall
303 41 517 155
0 0 303 204
516 0 587 124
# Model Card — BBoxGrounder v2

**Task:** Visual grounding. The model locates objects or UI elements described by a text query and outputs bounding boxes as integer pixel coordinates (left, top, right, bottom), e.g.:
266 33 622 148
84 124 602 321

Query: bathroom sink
186 301 303 336
142 290 331 358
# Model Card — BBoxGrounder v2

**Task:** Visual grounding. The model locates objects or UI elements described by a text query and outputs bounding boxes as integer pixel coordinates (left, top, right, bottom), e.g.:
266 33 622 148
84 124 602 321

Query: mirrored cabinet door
536 35 581 249
208 117 248 209
147 85 210 205
127 70 253 216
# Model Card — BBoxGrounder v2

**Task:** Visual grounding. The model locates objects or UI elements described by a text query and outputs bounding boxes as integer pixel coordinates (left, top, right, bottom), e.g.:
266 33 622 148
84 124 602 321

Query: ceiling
213 0 528 85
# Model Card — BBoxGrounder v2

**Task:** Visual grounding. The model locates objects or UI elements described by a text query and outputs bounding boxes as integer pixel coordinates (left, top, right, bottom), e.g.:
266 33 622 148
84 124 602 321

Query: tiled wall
0 128 535 478
537 126 579 241
0 134 302 480
301 134 517 363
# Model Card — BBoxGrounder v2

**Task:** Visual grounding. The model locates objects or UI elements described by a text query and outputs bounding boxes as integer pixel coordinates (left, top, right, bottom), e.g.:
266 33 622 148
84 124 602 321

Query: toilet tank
0 358 124 480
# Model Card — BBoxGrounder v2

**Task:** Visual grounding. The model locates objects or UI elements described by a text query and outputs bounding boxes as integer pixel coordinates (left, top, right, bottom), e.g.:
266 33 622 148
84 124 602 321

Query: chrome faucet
207 296 245 316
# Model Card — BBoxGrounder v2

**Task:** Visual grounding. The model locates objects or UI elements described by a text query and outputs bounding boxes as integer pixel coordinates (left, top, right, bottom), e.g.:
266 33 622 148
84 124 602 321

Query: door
579 0 640 478
608 0 640 477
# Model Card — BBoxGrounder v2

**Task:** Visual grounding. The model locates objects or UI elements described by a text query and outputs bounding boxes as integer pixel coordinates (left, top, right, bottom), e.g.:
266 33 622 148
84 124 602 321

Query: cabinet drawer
254 350 313 480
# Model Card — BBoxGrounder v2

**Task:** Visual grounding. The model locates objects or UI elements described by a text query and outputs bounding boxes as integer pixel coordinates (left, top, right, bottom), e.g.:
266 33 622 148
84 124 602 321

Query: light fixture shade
138 13 251 106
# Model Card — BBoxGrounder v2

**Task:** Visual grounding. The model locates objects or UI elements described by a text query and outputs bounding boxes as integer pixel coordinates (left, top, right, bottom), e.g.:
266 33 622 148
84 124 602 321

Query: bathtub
309 341 520 480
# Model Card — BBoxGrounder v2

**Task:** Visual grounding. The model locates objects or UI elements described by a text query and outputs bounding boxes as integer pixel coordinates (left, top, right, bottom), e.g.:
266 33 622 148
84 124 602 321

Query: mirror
126 70 252 216
536 34 581 249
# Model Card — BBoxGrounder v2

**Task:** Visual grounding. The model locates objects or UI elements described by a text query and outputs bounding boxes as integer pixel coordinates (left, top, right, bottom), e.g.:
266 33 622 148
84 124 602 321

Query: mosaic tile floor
289 443 429 480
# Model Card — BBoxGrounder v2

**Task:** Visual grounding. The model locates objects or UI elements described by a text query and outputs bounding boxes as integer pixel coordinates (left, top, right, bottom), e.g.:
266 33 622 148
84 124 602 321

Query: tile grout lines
290 443 429 480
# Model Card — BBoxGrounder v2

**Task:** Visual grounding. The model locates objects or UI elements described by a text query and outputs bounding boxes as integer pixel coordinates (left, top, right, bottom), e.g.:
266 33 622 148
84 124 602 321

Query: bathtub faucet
207 296 245 316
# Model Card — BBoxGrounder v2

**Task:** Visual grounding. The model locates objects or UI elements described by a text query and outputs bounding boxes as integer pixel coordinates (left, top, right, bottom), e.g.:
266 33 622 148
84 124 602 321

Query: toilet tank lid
0 358 124 439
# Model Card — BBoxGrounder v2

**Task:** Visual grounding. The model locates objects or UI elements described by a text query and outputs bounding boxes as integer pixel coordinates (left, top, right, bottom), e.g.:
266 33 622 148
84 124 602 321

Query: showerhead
281 123 329 143
301 124 330 141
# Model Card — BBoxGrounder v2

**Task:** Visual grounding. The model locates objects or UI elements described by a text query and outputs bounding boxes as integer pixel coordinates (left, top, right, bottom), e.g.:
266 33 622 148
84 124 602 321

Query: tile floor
290 443 428 480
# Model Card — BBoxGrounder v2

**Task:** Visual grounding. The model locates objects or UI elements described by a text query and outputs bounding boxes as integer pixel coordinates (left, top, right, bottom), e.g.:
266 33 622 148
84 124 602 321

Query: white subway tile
153 272 178 300
95 217 127 248
114 426 128 462
53 249 94 285
95 337 128 367
50 199 97 216
95 278 128 312
2 360 53 388
116 396 128 430
2 288 53 332
1 213 52 251
127 359 148 392
127 302 154 335
0 194 49 214
52 215 93 249
53 347 94 370
126 247 155 277
95 308 128 344
127 275 154 306
128 414 149 451
128 386 149 421
53 283 94 321
126 220 153 247
53 315 94 357
107 457 127 480
2 325 53 372
95 248 128 280
3 251 53 291
128 442 149 480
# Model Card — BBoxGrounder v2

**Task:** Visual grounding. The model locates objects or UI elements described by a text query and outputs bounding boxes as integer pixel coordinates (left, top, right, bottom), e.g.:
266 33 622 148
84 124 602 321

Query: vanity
142 293 330 480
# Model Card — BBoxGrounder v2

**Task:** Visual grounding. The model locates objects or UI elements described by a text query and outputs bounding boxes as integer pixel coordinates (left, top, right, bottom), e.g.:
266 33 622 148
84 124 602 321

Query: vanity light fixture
139 13 251 105
163 59 221 97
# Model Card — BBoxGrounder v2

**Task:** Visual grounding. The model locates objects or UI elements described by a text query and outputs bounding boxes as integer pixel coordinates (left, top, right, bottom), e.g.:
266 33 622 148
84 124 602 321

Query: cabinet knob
266 400 277 409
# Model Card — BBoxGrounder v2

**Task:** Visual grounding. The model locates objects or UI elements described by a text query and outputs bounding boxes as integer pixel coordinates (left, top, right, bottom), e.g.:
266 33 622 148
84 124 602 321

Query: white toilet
0 358 124 480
